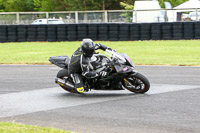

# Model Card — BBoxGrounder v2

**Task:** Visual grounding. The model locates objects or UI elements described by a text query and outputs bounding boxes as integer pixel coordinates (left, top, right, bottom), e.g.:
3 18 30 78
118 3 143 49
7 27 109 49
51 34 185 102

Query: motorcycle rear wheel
124 73 150 93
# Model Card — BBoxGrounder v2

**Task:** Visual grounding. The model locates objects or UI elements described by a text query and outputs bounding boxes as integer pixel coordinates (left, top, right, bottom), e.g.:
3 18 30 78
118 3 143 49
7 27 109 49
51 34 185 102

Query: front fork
123 68 138 88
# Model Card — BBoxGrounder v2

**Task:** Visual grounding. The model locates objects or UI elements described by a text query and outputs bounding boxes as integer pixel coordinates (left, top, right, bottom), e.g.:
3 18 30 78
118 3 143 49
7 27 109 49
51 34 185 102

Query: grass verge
0 122 72 133
0 40 199 66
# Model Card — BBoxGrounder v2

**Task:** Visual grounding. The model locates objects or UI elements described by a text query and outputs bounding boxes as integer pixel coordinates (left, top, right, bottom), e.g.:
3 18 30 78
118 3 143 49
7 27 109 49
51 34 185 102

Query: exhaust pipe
55 77 75 90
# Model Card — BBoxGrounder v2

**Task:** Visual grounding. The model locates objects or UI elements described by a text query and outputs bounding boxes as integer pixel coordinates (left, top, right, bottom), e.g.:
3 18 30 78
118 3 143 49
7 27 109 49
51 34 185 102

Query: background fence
0 8 200 24
0 22 200 42
0 11 132 25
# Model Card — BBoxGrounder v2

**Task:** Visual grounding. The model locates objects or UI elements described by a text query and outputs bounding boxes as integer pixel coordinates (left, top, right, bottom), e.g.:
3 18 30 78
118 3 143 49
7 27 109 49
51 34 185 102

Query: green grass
0 122 71 133
0 40 200 66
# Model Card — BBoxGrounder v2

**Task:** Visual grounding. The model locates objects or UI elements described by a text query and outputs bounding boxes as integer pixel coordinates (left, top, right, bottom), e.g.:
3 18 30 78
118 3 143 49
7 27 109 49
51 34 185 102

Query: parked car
188 12 200 21
31 19 65 24
182 14 189 21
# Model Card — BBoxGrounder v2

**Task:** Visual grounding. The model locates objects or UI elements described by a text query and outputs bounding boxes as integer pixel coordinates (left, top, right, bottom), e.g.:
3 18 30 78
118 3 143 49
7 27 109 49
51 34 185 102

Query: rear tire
124 73 150 93
57 69 75 93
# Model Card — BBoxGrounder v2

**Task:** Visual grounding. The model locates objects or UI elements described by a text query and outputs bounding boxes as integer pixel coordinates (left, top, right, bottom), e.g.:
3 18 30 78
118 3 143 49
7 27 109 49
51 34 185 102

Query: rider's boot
70 73 84 93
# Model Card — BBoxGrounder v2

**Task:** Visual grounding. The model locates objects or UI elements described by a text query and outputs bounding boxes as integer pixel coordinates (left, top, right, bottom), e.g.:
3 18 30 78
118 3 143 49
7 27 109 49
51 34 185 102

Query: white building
173 0 200 21
174 0 200 9
133 0 162 22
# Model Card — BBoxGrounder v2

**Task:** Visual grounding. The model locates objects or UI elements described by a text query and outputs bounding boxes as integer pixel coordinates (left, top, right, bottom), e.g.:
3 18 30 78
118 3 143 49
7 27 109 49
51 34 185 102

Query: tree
120 2 134 22
0 0 189 12
61 0 121 11
34 0 64 11
0 0 6 12
120 2 133 10
2 0 34 12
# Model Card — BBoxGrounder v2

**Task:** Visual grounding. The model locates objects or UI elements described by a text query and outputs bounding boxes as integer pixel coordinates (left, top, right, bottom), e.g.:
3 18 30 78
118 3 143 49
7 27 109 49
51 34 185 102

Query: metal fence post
196 8 198 21
164 9 168 22
132 10 134 23
84 12 88 23
75 11 78 23
104 11 108 23
46 12 49 19
16 12 20 24
46 12 49 24
134 10 137 23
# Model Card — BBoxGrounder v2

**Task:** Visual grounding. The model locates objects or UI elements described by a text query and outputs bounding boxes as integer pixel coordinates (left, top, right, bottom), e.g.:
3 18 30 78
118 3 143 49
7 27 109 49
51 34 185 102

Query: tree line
0 0 188 12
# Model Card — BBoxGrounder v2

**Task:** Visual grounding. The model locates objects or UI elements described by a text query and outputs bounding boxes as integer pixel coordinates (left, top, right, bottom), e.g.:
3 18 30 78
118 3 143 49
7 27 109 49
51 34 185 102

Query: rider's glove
95 43 108 51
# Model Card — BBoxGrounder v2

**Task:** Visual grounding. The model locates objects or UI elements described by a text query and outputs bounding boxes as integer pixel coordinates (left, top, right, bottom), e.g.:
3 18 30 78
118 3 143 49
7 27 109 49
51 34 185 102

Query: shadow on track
58 90 148 99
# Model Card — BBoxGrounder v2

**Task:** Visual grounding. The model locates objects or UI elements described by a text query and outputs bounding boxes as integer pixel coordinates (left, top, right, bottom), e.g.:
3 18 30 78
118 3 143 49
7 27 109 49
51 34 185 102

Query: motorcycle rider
68 38 109 93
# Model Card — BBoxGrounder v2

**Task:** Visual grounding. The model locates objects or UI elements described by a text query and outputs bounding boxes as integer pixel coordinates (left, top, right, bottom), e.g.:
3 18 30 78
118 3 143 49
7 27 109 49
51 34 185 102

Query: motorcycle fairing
118 53 135 67
49 56 70 68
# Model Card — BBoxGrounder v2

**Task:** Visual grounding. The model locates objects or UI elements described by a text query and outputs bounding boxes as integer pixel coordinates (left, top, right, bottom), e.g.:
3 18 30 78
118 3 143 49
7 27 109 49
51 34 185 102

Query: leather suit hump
68 47 82 74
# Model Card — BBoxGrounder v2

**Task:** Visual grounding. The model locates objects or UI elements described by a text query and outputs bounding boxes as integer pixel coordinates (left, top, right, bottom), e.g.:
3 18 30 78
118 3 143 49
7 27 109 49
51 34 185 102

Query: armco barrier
0 22 199 42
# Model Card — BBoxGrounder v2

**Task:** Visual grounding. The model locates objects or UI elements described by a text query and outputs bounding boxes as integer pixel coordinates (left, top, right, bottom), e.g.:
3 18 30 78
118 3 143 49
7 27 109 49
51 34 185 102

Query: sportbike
49 49 150 93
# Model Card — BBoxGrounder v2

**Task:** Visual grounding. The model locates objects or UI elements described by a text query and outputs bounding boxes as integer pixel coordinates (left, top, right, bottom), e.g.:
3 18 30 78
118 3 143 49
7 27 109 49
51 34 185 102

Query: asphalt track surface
0 65 200 133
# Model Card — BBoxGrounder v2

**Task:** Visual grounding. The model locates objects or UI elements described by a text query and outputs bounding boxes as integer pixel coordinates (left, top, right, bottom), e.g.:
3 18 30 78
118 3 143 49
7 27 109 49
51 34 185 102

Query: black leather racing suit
68 43 108 93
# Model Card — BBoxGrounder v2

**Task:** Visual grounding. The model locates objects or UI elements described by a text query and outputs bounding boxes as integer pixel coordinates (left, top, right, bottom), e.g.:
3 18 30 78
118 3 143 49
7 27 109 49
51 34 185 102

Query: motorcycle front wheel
123 73 150 94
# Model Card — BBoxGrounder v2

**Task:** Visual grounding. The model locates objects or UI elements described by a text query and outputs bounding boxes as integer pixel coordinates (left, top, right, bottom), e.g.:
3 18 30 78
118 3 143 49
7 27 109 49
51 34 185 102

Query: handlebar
105 49 126 62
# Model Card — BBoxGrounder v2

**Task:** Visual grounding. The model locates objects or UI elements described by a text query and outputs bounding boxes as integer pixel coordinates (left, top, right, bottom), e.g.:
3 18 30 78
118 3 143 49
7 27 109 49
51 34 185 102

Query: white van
31 19 65 24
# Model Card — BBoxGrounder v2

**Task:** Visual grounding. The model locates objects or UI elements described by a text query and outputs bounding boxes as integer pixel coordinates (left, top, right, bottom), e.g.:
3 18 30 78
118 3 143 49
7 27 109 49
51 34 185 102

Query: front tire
57 69 75 93
123 73 150 93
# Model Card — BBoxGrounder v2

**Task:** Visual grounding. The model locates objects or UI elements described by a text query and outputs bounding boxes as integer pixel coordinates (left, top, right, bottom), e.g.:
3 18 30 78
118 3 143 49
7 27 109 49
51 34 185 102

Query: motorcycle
49 48 150 94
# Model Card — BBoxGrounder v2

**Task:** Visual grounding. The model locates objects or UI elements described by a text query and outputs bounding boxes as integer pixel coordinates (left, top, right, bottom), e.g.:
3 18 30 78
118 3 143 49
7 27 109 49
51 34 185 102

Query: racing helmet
81 39 95 57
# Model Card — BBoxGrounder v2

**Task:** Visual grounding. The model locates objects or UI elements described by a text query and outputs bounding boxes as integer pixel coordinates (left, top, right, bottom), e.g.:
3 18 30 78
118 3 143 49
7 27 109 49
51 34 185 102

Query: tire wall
0 22 199 42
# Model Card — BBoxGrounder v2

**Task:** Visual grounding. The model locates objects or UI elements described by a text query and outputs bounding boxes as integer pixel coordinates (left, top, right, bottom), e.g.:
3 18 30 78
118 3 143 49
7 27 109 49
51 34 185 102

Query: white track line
0 84 199 118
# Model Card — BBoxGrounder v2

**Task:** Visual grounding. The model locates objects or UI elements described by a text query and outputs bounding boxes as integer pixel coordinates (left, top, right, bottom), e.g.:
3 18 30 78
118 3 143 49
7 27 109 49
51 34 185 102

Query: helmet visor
84 48 94 57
